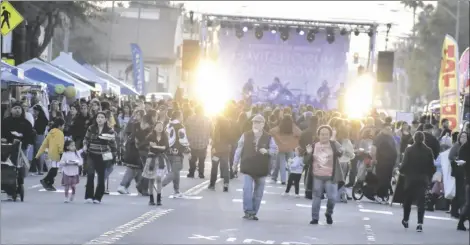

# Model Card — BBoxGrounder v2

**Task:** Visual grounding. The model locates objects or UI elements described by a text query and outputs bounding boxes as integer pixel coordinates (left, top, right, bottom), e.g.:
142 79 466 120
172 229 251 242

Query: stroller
1 142 28 202
352 151 387 202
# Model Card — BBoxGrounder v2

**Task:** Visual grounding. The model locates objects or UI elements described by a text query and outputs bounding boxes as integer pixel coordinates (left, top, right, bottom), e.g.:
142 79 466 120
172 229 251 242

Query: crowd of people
1 94 469 232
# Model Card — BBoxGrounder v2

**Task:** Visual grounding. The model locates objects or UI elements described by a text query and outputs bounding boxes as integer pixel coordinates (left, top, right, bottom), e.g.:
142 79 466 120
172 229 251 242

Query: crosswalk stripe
232 199 266 204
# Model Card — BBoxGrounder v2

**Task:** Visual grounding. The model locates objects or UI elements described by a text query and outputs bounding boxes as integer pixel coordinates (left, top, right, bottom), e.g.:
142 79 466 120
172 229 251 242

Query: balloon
64 86 76 98
54 84 65 94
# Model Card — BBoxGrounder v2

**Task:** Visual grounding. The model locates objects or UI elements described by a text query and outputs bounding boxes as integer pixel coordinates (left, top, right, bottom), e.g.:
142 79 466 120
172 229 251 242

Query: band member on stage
242 79 255 106
316 80 330 110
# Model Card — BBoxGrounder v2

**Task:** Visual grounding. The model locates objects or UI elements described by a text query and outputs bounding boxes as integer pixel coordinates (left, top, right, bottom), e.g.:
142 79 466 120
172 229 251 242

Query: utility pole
136 2 142 45
105 0 115 73
455 0 460 44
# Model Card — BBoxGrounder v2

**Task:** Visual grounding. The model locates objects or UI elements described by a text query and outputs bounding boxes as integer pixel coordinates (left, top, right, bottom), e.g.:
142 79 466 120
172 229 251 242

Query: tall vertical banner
459 47 469 94
130 43 145 95
438 35 459 130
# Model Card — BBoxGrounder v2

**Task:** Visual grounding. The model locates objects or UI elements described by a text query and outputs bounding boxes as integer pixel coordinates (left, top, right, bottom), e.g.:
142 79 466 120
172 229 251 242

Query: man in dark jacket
233 115 278 221
209 112 231 192
457 125 470 231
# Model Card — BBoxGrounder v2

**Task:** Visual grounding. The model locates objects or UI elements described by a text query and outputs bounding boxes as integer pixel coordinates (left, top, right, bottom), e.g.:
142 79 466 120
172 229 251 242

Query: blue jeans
34 135 46 173
243 174 266 215
272 152 293 183
311 177 338 220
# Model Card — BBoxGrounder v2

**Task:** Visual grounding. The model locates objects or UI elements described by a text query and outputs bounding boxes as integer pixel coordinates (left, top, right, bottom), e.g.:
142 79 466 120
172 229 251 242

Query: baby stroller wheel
18 184 24 202
352 182 364 201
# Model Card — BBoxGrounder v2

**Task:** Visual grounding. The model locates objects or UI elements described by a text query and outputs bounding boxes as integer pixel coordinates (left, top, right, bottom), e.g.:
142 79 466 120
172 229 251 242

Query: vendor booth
84 64 139 96
51 53 120 96
18 58 96 99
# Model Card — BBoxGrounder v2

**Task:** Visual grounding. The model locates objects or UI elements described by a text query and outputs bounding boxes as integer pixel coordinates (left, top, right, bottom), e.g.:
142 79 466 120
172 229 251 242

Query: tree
10 1 104 63
398 0 469 99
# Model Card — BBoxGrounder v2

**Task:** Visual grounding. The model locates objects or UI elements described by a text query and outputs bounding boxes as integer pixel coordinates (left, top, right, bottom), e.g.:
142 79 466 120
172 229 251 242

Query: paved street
2 165 468 244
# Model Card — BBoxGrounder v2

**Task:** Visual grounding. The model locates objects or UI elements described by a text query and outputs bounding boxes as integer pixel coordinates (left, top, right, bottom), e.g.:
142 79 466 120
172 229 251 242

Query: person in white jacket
59 140 83 203
336 125 355 202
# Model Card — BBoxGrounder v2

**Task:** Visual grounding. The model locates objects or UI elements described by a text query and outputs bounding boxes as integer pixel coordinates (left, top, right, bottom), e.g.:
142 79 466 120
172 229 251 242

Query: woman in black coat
399 131 435 232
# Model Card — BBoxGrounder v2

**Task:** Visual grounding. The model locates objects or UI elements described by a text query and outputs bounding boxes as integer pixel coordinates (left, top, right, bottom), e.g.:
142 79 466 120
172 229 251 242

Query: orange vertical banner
438 35 460 130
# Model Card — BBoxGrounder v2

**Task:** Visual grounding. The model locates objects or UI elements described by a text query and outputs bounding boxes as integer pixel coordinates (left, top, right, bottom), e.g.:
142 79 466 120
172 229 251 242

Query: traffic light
353 53 359 64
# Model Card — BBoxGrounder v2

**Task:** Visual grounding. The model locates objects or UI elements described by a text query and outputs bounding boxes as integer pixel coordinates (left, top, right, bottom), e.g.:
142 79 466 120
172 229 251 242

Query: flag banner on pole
459 47 469 94
130 43 145 95
438 35 460 131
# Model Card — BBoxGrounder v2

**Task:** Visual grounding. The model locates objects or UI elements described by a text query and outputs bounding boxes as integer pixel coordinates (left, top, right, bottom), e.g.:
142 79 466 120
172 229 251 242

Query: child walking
59 140 83 203
283 147 304 197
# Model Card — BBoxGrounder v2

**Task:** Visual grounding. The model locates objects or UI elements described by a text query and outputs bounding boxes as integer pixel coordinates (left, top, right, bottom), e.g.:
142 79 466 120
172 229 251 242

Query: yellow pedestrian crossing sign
1 1 24 36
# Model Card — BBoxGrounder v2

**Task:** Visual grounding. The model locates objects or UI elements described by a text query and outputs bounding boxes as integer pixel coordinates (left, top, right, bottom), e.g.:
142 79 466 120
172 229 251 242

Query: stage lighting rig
207 19 213 28
296 26 305 35
340 28 348 36
280 27 289 41
235 26 244 39
255 26 264 40
326 27 335 44
354 28 360 36
307 29 316 43
270 26 277 34
367 27 375 37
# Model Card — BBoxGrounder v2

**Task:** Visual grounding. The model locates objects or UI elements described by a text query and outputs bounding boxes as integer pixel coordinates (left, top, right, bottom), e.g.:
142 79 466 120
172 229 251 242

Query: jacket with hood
269 125 301 153
35 128 65 162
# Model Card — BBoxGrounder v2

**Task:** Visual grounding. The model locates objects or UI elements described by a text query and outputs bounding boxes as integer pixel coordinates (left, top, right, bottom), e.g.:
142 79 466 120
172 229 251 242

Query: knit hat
252 114 265 123
11 102 22 109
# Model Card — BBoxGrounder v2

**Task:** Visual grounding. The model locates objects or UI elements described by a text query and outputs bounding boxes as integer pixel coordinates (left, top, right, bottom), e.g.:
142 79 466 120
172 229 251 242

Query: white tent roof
18 58 95 98
51 52 120 95
84 65 139 96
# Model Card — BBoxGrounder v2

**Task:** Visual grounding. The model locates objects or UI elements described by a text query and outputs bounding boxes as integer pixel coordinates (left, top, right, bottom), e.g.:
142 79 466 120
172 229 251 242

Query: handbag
102 152 113 161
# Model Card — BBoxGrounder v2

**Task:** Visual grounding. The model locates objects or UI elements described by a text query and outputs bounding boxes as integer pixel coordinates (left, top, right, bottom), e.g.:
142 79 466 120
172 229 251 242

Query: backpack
166 121 190 155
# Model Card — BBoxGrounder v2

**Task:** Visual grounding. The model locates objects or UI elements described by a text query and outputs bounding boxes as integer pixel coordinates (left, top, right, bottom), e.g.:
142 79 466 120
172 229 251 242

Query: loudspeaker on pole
377 51 394 83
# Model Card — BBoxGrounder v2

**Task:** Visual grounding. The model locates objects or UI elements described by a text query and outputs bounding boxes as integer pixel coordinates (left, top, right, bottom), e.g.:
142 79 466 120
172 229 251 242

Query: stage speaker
377 51 394 82
182 40 201 72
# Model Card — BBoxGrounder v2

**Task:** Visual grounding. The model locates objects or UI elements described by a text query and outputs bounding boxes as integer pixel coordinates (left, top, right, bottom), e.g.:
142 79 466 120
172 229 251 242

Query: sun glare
345 74 374 119
194 59 230 116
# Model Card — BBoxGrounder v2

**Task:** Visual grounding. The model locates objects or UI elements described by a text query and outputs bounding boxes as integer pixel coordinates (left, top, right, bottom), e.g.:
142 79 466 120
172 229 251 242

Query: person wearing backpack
162 110 190 198
233 114 278 221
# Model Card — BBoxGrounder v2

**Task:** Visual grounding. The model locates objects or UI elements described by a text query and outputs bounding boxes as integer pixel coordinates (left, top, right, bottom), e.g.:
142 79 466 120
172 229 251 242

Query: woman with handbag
143 121 169 206
83 111 117 204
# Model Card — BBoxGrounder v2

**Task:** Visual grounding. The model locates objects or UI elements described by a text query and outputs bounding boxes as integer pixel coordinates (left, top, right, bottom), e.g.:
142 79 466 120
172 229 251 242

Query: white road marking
232 199 266 204
363 217 370 221
424 215 456 221
28 184 42 189
359 209 393 215
295 204 325 209
84 209 174 245
108 192 139 197
227 237 237 242
236 189 282 195
168 195 203 200
39 188 65 193
191 179 222 195
188 234 219 240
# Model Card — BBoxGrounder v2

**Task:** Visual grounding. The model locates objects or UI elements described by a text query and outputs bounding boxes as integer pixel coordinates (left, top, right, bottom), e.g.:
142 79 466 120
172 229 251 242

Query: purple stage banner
217 30 350 108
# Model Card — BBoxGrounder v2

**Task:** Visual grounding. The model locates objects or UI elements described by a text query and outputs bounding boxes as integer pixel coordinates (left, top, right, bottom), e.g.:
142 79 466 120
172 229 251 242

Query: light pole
438 0 461 43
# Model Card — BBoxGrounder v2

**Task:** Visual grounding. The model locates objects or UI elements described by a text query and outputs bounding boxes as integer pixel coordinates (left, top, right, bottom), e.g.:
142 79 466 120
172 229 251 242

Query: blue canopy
24 68 74 94
1 61 41 87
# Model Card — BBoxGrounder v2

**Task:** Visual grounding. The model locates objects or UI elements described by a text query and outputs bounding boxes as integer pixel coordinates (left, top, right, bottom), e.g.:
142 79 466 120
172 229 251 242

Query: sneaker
48 186 57 192
252 215 259 221
282 192 289 196
208 185 215 190
40 179 48 189
325 214 333 225
416 224 422 232
117 186 128 194
187 173 194 178
243 213 251 219
457 222 467 231
281 182 286 185
149 201 156 206
93 200 101 204
295 194 300 198
402 220 409 228
85 198 93 204
173 192 183 198
69 195 75 202
198 173 205 179
64 198 69 203
37 172 44 176
223 185 228 192
309 219 319 225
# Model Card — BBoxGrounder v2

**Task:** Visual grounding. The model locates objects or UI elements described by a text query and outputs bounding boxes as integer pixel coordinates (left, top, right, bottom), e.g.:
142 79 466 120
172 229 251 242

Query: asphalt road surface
2 164 468 244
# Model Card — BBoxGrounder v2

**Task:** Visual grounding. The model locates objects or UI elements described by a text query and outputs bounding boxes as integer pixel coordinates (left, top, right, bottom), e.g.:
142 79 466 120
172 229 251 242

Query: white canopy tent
18 58 96 98
84 64 139 96
51 52 120 95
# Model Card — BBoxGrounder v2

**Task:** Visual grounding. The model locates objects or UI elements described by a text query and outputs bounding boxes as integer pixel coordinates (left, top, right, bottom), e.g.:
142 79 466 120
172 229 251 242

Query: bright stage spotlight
306 30 315 43
243 26 248 32
194 59 230 116
255 26 264 40
326 27 335 44
280 27 289 41
296 27 305 35
345 74 375 119
270 26 277 34
354 28 360 36
340 28 348 36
